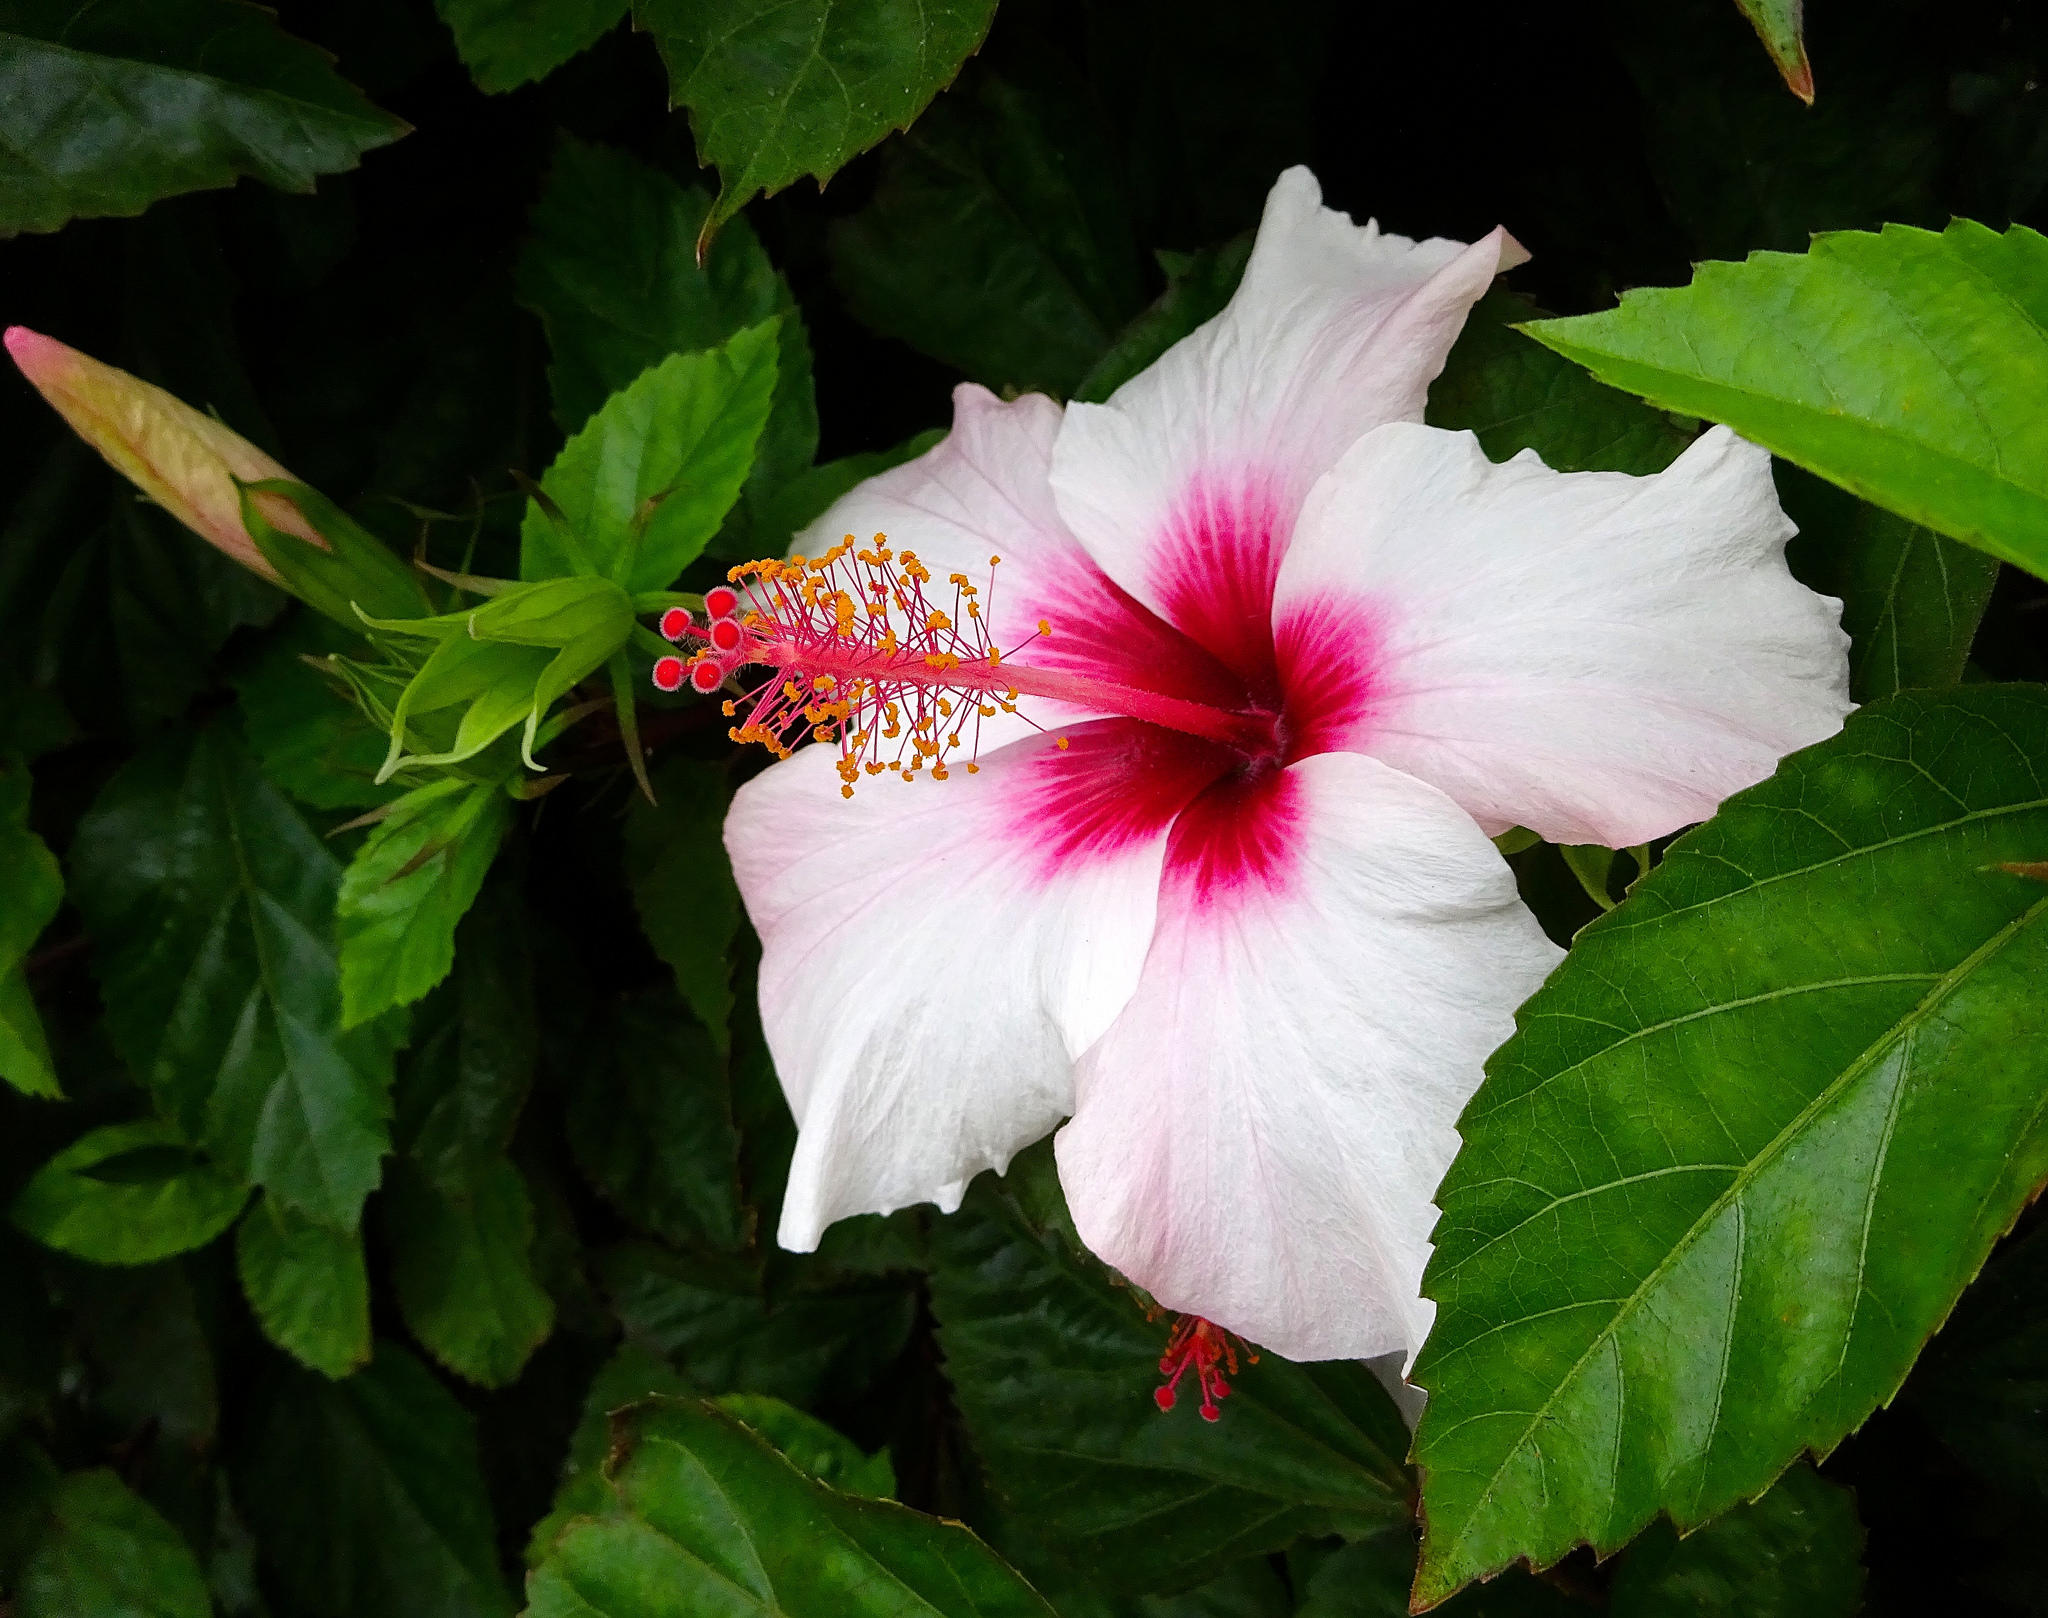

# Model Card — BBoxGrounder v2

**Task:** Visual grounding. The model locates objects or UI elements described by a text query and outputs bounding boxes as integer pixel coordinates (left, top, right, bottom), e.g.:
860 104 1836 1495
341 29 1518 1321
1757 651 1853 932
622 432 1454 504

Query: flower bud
4 325 323 583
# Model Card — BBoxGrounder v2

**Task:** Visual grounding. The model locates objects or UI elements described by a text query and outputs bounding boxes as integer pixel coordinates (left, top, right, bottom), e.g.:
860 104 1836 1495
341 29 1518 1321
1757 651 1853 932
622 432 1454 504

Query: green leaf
929 1173 1413 1594
68 726 404 1229
15 1468 210 1618
434 0 627 93
0 0 406 237
386 1154 555 1387
12 1119 247 1265
1523 221 2048 579
1426 290 1693 476
235 1190 371 1378
1780 468 2000 702
569 989 747 1250
234 614 407 811
337 777 512 1027
1607 1463 1863 1618
1072 238 1250 406
1731 0 1813 103
749 428 946 551
529 1342 693 1566
62 1258 218 1449
624 758 740 1049
1410 685 2048 1604
523 1395 1055 1617
632 0 999 237
236 1342 514 1618
519 326 781 590
829 64 1146 398
0 757 61 1098
601 1242 916 1407
713 1394 895 1499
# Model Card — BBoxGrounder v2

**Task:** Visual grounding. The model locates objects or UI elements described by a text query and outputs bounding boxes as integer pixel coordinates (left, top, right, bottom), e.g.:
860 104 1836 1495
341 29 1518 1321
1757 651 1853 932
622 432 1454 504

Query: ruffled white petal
727 719 1176 1250
1272 423 1853 846
1048 167 1521 675
1054 752 1561 1364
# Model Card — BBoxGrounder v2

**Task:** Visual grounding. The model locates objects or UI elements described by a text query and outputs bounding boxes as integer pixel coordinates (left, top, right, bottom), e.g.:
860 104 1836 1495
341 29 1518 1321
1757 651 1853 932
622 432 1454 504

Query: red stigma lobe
1154 1315 1254 1422
652 656 687 693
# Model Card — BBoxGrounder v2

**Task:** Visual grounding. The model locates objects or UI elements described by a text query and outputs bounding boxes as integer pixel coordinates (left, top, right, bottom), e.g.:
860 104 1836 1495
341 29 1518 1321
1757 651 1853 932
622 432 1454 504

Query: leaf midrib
1434 891 2048 1572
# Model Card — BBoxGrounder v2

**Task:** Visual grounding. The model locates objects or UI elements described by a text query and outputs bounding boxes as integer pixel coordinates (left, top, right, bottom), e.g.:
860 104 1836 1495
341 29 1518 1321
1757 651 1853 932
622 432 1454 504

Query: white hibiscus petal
1049 167 1520 680
1272 423 1853 846
728 716 1221 1251
1054 751 1561 1364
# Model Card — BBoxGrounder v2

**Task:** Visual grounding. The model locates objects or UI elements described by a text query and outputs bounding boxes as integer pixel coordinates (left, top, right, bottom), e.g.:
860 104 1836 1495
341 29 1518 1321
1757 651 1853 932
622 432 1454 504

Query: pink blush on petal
1162 767 1303 908
1004 720 1238 881
1023 559 1248 714
1151 471 1290 693
1274 592 1392 761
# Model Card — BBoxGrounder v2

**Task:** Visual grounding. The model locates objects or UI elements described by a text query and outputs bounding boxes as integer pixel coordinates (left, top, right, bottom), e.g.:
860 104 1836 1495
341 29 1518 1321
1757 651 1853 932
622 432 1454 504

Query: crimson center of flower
659 535 1280 796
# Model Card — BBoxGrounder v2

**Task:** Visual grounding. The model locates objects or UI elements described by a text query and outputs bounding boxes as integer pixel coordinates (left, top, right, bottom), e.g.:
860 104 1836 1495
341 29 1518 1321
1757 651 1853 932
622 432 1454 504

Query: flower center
659 536 1279 796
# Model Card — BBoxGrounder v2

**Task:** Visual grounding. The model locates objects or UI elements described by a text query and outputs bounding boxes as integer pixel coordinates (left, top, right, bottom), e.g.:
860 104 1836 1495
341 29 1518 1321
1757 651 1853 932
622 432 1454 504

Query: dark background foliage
2 0 2046 1614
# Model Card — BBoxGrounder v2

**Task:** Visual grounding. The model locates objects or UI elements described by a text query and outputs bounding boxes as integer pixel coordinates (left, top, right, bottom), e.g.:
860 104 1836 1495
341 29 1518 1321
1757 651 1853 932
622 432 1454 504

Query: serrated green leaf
633 0 998 235
714 1394 895 1499
386 1154 555 1388
1780 468 2000 702
236 1342 514 1618
1607 1463 1863 1618
601 1242 916 1407
12 1119 247 1265
0 758 61 1098
1411 685 2048 1604
15 1468 211 1618
337 777 511 1027
1072 237 1250 406
528 1342 693 1567
1523 221 2048 579
68 726 405 1229
514 139 819 557
433 0 627 93
1731 0 1813 102
0 0 406 236
929 1175 1413 1595
829 64 1146 398
519 326 780 589
624 758 739 1049
235 1190 371 1377
523 1395 1055 1618
1427 290 1692 476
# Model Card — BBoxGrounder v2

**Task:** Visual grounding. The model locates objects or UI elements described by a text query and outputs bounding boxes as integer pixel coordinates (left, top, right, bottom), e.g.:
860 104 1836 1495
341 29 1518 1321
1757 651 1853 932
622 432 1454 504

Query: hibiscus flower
711 169 1851 1383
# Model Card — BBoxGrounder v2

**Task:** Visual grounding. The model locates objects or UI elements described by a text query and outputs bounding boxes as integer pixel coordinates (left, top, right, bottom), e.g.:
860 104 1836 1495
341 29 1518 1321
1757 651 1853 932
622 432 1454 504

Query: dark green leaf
519 325 781 590
632 0 999 235
0 0 406 236
12 1119 247 1264
1293 1534 1579 1618
929 1175 1412 1594
69 725 404 1229
337 777 512 1027
235 1190 371 1377
514 139 820 559
1731 0 1813 101
1427 291 1693 476
0 757 61 1098
234 614 406 811
62 1257 219 1449
714 1394 895 1498
1780 467 2000 702
749 428 946 553
624 758 739 1049
1411 686 2048 1603
15 1468 210 1618
528 1342 693 1567
830 64 1145 398
602 1242 916 1406
237 1342 514 1618
1607 1464 1863 1618
433 0 627 93
387 1154 555 1387
1072 238 1250 406
1523 221 2048 578
523 1395 1055 1617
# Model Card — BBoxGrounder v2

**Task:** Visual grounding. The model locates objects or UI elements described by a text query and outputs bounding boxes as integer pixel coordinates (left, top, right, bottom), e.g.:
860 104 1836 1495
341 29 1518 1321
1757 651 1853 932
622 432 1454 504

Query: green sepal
237 479 431 628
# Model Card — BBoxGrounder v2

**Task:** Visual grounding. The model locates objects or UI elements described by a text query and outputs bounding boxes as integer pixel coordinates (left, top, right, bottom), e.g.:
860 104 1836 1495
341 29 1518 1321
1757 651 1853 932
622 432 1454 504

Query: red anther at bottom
1154 1315 1253 1422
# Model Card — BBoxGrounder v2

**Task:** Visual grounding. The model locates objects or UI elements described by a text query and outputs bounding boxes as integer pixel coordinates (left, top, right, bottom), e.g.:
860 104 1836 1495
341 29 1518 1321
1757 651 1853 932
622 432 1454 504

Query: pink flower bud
5 325 324 583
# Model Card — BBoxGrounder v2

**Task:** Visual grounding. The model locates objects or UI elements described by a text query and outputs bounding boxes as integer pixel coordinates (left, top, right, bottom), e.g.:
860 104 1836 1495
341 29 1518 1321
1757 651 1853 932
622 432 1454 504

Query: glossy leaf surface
1413 686 2048 1602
